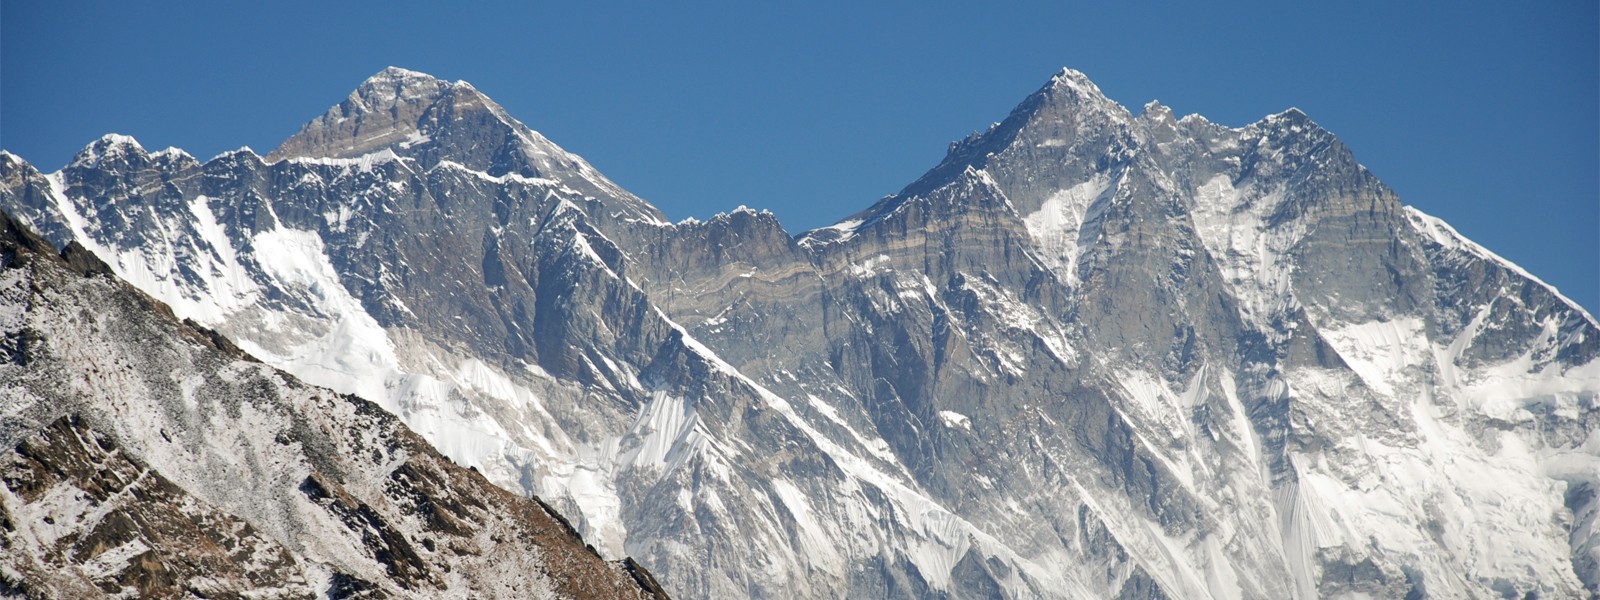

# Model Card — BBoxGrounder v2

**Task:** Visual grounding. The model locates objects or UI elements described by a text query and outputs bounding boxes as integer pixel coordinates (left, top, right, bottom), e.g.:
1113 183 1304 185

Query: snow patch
285 148 409 174
1318 317 1429 398
1023 173 1114 287
242 226 400 404
937 410 971 430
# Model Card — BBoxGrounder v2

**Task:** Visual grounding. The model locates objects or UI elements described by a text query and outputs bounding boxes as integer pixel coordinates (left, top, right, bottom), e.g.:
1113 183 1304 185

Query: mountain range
3 66 1596 598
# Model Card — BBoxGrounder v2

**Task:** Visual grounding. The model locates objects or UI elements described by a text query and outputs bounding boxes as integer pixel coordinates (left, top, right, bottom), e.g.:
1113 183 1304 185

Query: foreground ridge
0 212 669 597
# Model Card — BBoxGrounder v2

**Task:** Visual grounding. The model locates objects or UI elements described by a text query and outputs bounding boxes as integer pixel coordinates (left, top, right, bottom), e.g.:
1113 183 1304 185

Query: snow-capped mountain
0 213 669 598
3 66 1596 598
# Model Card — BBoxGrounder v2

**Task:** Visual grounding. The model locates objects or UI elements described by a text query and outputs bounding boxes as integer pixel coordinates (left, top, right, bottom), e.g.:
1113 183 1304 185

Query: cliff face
0 213 668 599
3 66 1596 599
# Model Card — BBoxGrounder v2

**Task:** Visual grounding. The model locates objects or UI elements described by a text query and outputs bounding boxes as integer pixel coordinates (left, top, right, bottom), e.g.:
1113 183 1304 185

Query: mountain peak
1139 100 1177 125
1249 106 1339 147
266 67 460 162
67 133 149 169
886 67 1131 200
1033 67 1126 118
352 66 459 106
96 133 144 148
1263 106 1311 124
266 68 665 224
372 65 441 81
1047 67 1103 96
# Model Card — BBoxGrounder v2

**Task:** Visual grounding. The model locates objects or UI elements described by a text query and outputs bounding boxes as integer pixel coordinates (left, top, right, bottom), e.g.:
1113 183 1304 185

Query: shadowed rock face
0 213 669 599
3 66 1597 599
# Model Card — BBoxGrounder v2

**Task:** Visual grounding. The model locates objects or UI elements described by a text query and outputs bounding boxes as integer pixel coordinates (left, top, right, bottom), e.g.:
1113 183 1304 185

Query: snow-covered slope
0 213 669 598
3 66 1596 598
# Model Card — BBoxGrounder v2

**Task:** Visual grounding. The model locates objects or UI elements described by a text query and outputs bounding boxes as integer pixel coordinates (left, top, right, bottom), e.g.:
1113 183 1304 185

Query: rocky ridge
0 212 668 598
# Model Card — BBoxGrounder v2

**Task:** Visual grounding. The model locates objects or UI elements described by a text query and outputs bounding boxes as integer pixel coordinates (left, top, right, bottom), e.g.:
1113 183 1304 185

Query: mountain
0 212 670 598
3 66 1597 599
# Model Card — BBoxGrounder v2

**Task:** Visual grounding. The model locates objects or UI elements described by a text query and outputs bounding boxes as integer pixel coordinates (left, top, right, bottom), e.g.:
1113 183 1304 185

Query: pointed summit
1026 67 1130 123
346 66 457 114
1045 67 1108 98
1255 106 1313 128
266 68 664 223
891 67 1132 200
267 67 458 162
68 133 150 170
368 65 444 84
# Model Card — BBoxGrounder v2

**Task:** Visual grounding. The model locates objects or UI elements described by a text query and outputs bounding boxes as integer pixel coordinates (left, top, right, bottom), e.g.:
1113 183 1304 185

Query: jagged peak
1047 67 1102 95
674 204 784 233
895 67 1132 200
351 66 456 103
724 204 770 218
1253 107 1325 131
67 133 150 169
0 152 48 183
1277 106 1308 118
267 67 465 162
53 135 195 173
371 65 440 82
151 147 192 160
704 204 786 229
205 146 263 166
269 67 515 163
347 67 509 119
263 67 666 225
1035 67 1126 116
147 147 201 170
992 67 1134 137
97 133 144 149
1245 107 1340 149
1140 100 1174 118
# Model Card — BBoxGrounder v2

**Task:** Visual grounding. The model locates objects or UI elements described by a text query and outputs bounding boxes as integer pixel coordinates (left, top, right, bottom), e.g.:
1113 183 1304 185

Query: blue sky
3 1 1596 312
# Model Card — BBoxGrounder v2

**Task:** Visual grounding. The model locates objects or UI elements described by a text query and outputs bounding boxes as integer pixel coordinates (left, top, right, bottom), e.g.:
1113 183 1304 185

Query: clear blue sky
3 1 1596 312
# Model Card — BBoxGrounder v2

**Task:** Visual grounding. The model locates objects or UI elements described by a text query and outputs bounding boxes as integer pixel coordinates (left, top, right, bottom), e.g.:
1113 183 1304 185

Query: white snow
284 148 410 174
184 195 260 322
242 226 399 404
20 67 1600 599
1189 174 1305 333
1022 173 1114 287
571 231 619 279
1318 318 1429 398
627 392 705 471
847 254 891 278
397 130 431 149
937 410 971 430
770 478 842 574
72 133 144 166
433 159 559 188
800 218 865 247
806 394 899 464
151 147 193 161
206 147 259 163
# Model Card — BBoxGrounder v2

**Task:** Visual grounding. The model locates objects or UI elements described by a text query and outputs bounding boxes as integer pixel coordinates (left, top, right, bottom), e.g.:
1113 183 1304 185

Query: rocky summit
2 66 1596 599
